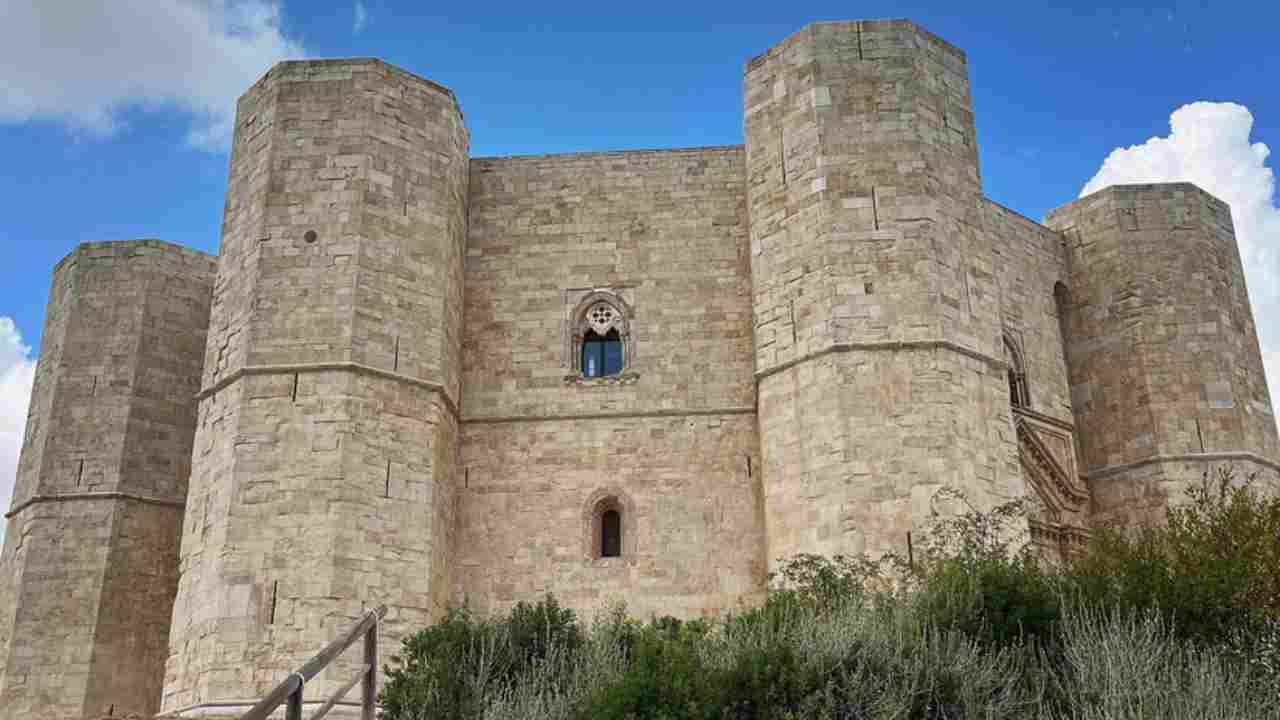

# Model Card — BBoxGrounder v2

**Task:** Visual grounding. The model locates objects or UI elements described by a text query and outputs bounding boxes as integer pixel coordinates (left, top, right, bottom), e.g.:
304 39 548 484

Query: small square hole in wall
864 282 874 294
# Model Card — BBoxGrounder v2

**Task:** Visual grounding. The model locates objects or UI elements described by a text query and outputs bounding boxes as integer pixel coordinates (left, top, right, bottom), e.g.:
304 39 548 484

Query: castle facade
1 19 1276 719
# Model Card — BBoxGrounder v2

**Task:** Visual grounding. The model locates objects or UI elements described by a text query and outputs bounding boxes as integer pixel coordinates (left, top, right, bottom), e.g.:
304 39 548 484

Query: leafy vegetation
381 468 1280 720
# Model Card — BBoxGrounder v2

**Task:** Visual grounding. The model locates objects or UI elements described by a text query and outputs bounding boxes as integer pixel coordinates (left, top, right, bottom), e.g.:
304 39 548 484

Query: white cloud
1082 102 1280 432
0 1 305 150
354 1 368 34
0 319 37 546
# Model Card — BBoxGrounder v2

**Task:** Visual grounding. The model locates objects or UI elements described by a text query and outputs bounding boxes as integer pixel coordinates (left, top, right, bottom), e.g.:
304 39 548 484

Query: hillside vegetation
380 469 1280 720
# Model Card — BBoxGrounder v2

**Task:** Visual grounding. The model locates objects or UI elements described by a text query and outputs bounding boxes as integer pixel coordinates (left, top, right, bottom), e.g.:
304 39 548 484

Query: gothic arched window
571 294 632 378
1004 334 1030 409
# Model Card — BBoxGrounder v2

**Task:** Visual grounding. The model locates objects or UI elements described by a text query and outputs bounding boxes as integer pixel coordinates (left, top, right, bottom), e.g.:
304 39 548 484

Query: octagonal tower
1047 184 1279 525
745 21 1021 565
0 241 215 720
162 60 468 716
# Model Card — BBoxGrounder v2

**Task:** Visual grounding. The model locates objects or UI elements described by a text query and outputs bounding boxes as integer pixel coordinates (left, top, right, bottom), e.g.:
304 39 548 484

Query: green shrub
909 488 1063 648
768 551 890 613
379 606 494 720
1070 468 1280 651
576 617 716 720
380 595 581 720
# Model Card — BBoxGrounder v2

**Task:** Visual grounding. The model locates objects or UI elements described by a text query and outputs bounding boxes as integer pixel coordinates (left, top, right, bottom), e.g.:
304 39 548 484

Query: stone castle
1 18 1277 719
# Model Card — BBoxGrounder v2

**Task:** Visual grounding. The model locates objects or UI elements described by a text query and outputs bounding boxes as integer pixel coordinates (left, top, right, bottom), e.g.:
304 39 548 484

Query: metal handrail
241 604 387 720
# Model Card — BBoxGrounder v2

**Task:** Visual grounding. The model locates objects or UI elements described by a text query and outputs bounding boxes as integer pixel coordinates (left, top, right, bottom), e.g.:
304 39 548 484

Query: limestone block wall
745 21 1021 564
457 147 765 619
1046 184 1279 525
983 201 1075 422
982 201 1089 546
162 59 468 715
0 241 214 720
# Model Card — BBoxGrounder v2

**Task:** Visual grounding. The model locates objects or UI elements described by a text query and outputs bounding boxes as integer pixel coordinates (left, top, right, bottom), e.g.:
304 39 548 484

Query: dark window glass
582 329 623 378
1008 369 1029 409
601 509 621 557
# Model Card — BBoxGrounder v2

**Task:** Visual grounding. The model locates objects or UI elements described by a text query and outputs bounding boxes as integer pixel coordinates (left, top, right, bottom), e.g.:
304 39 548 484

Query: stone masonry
0 241 215 719
0 19 1276 720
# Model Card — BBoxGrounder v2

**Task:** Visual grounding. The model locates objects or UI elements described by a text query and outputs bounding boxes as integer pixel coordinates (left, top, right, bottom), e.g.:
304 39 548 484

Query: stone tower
160 60 468 715
0 241 215 719
744 21 1019 565
1047 184 1279 525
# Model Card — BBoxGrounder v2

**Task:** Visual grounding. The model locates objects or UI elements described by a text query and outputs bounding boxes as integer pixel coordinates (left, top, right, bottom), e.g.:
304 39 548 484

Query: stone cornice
196 362 460 420
1085 451 1280 480
197 365 755 426
463 406 756 425
755 339 1007 381
5 491 185 519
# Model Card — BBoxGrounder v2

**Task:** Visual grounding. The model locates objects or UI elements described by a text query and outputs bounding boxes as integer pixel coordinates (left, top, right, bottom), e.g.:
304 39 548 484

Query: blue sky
2 0 1279 510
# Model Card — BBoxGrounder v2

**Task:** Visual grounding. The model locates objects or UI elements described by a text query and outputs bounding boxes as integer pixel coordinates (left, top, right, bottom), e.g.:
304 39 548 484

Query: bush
1070 468 1280 651
909 489 1063 648
1051 605 1276 719
380 595 581 720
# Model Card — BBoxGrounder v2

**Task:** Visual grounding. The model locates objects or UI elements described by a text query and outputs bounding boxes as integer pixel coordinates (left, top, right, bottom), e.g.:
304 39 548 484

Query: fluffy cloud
354 1 368 33
0 319 37 546
0 1 304 149
1082 102 1280 430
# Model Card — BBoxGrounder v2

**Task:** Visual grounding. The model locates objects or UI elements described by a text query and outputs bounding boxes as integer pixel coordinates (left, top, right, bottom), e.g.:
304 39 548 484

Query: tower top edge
1045 182 1229 222
474 144 745 163
51 239 217 274
745 18 966 72
252 57 459 104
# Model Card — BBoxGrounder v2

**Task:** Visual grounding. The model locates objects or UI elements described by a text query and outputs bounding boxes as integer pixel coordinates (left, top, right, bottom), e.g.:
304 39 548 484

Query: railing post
362 613 378 720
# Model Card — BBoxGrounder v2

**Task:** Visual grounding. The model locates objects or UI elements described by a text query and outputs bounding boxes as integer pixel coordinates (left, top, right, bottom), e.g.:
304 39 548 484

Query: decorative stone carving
566 290 636 376
1015 413 1092 557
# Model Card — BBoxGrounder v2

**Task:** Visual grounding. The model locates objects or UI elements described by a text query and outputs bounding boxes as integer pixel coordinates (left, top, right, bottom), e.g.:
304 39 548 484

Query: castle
1 18 1277 720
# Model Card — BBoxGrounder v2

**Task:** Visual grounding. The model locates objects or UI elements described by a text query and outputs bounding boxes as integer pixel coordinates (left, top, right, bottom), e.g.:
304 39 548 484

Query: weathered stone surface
160 59 468 717
745 21 1028 565
0 240 215 720
1 19 1276 720
459 148 764 619
1047 184 1279 526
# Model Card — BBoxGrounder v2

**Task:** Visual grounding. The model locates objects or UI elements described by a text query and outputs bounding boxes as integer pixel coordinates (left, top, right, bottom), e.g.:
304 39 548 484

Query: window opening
601 509 622 558
582 328 623 378
1008 369 1028 409
571 295 631 379
1005 335 1030 409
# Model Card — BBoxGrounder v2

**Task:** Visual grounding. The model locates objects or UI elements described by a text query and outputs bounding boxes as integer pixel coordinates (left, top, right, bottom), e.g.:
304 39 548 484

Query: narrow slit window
1008 369 1028 409
601 509 622 558
1004 334 1030 409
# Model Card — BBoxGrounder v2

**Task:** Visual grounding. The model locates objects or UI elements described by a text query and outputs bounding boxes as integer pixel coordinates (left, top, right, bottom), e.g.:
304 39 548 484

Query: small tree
911 488 1062 648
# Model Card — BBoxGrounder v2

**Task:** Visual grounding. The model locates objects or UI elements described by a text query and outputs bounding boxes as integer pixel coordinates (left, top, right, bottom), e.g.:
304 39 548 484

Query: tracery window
571 294 631 378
